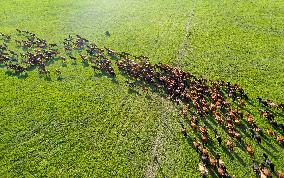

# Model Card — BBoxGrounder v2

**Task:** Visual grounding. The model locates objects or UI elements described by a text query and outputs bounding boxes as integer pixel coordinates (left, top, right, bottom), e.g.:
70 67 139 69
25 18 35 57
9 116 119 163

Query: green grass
185 0 284 101
0 0 283 177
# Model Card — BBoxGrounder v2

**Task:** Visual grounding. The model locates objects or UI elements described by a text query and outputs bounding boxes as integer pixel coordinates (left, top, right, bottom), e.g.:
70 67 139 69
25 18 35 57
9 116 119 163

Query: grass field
0 0 283 177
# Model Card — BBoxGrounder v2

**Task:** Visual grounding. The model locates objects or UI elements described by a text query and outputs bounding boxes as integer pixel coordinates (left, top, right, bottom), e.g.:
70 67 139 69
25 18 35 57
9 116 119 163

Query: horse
246 144 254 158
277 171 284 178
252 160 260 176
260 167 272 178
276 135 284 146
191 121 198 130
225 140 234 152
198 162 209 177
215 132 222 145
193 138 201 152
247 115 254 125
254 134 262 144
234 132 241 141
201 134 208 146
181 124 187 137
266 129 276 137
209 156 217 169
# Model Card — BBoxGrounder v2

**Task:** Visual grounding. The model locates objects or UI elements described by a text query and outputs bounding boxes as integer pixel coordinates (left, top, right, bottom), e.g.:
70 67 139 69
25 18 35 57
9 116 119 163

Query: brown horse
198 162 209 177
276 135 284 146
199 126 207 135
234 132 241 141
277 171 284 178
201 134 208 143
193 138 201 152
246 144 254 158
225 140 234 152
266 129 276 137
209 156 217 168
247 115 254 125
191 121 198 130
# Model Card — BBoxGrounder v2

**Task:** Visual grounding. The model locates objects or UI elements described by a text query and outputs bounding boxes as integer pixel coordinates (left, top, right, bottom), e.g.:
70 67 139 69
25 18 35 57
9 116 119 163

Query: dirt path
176 0 196 68
144 97 179 178
145 133 163 178
145 3 197 177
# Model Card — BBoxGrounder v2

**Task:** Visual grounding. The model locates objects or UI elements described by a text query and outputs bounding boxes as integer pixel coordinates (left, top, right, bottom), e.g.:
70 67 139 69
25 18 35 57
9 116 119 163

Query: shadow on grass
247 98 256 107
221 144 235 160
94 72 119 84
235 141 246 151
265 108 284 120
110 55 119 61
128 88 142 96
45 57 60 66
0 64 6 69
145 95 153 100
247 100 284 119
57 76 63 81
261 136 278 151
202 119 215 131
5 70 28 79
210 170 220 178
259 144 276 159
71 61 77 65
39 74 52 81
237 125 251 138
61 62 67 67
82 61 89 67
232 151 246 166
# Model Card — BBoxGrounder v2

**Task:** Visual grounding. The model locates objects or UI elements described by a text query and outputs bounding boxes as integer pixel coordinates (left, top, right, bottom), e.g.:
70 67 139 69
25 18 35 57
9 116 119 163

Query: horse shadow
261 136 278 151
202 119 216 132
235 141 246 151
128 88 142 96
45 57 60 66
61 62 67 67
40 74 52 81
232 151 246 166
5 70 28 79
94 71 118 84
220 144 234 160
145 94 153 100
237 125 251 138
82 61 89 67
266 108 284 120
247 98 256 107
0 64 6 68
71 61 77 65
219 143 247 166
110 55 119 61
209 170 220 178
56 76 63 81
259 144 277 159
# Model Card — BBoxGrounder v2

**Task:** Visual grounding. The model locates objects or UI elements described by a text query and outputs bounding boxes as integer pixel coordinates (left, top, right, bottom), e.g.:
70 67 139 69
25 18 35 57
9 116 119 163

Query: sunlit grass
0 0 283 177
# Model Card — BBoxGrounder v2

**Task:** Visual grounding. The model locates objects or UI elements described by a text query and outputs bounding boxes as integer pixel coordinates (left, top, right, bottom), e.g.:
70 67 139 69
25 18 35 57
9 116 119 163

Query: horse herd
0 30 283 178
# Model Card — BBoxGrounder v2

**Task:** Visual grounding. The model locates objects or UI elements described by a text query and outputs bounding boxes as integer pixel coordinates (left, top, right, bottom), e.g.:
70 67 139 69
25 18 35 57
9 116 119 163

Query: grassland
0 0 283 177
